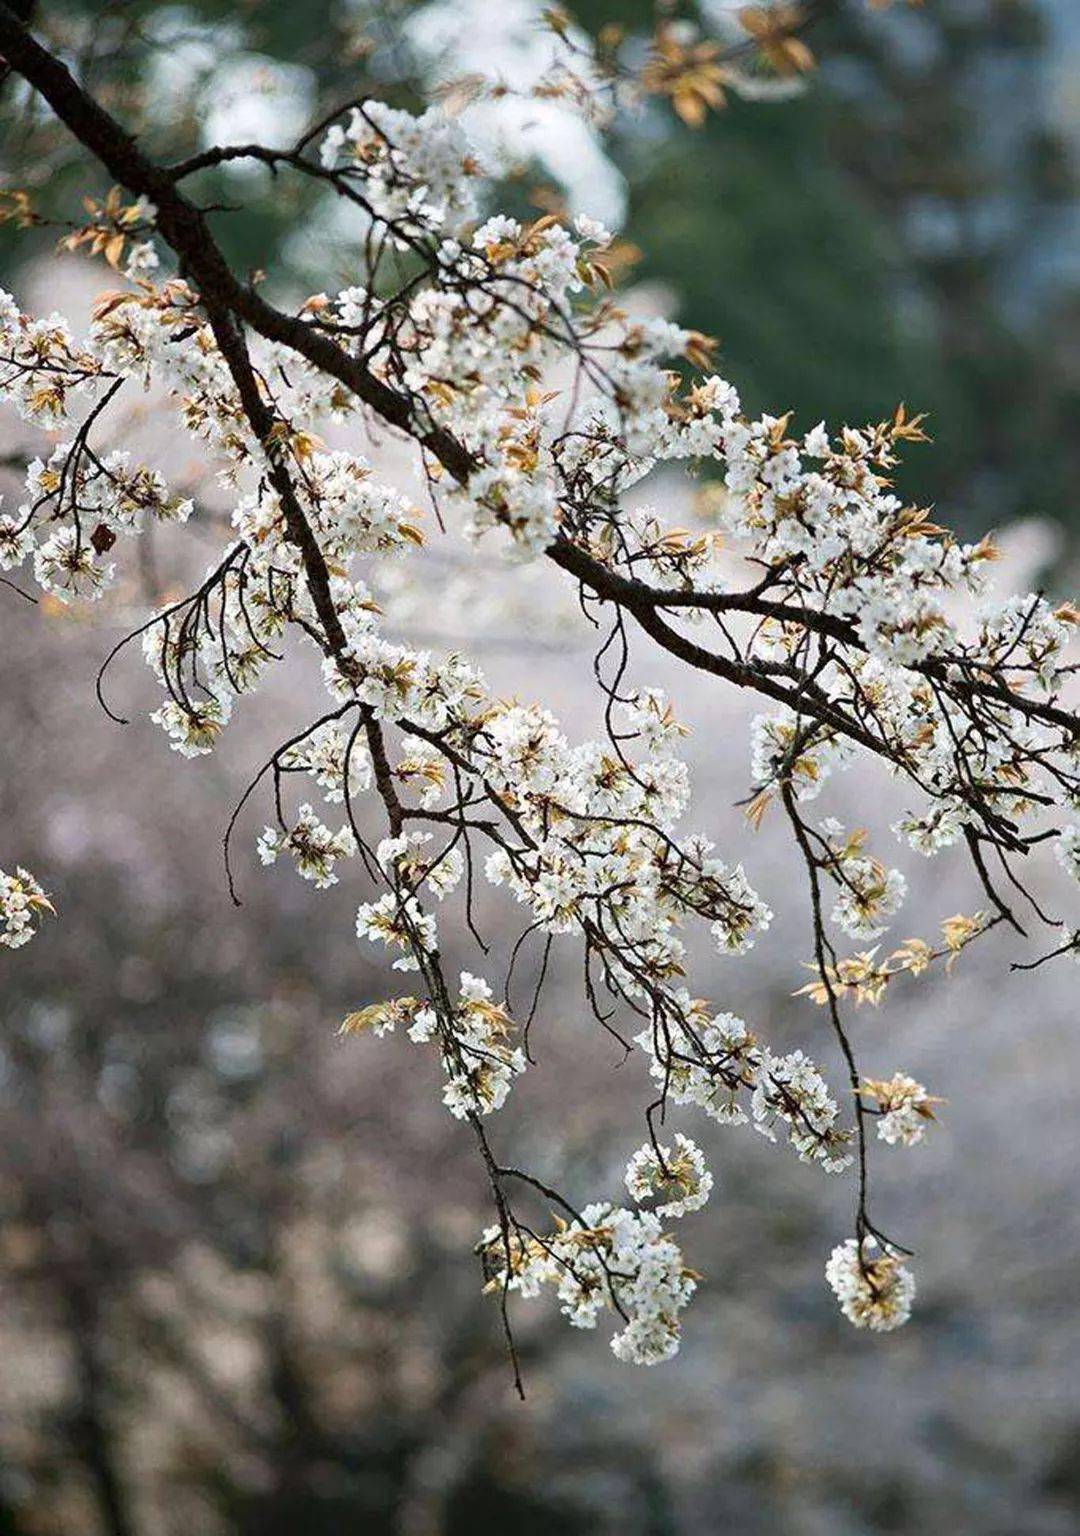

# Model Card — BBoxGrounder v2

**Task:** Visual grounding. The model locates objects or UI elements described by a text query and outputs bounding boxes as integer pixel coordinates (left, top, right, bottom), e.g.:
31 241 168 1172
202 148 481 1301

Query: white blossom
624 1133 713 1217
863 1072 940 1147
826 1238 915 1332
1 866 54 949
256 803 357 888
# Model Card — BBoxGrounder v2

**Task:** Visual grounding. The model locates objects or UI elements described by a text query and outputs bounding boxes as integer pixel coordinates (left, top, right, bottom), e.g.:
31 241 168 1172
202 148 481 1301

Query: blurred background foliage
3 3 1080 1534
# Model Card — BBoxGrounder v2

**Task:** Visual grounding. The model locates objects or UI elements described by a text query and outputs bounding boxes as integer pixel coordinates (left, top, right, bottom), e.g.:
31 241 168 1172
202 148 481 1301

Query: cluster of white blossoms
714 412 998 661
256 803 358 889
750 1049 855 1173
476 694 772 969
319 100 482 234
354 891 438 973
279 720 373 805
341 971 524 1119
632 1003 852 1172
2 91 1075 1359
148 693 234 758
817 819 908 940
825 1238 916 1332
0 288 103 431
749 707 853 805
0 432 192 604
624 1133 713 1217
861 1073 940 1147
711 419 1073 864
375 830 464 898
0 866 53 950
407 971 526 1118
1055 824 1080 884
481 1199 697 1365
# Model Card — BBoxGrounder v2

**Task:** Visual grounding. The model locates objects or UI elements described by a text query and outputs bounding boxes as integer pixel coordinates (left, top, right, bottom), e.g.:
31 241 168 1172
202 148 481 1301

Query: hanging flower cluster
257 804 358 889
861 1073 942 1147
340 971 524 1120
479 1197 699 1366
0 866 53 950
624 1133 713 1218
826 1238 916 1332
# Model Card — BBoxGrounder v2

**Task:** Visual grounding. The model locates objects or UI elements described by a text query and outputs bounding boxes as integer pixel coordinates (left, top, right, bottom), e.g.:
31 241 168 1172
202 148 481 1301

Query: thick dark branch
550 538 1080 739
548 538 893 760
0 3 476 488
